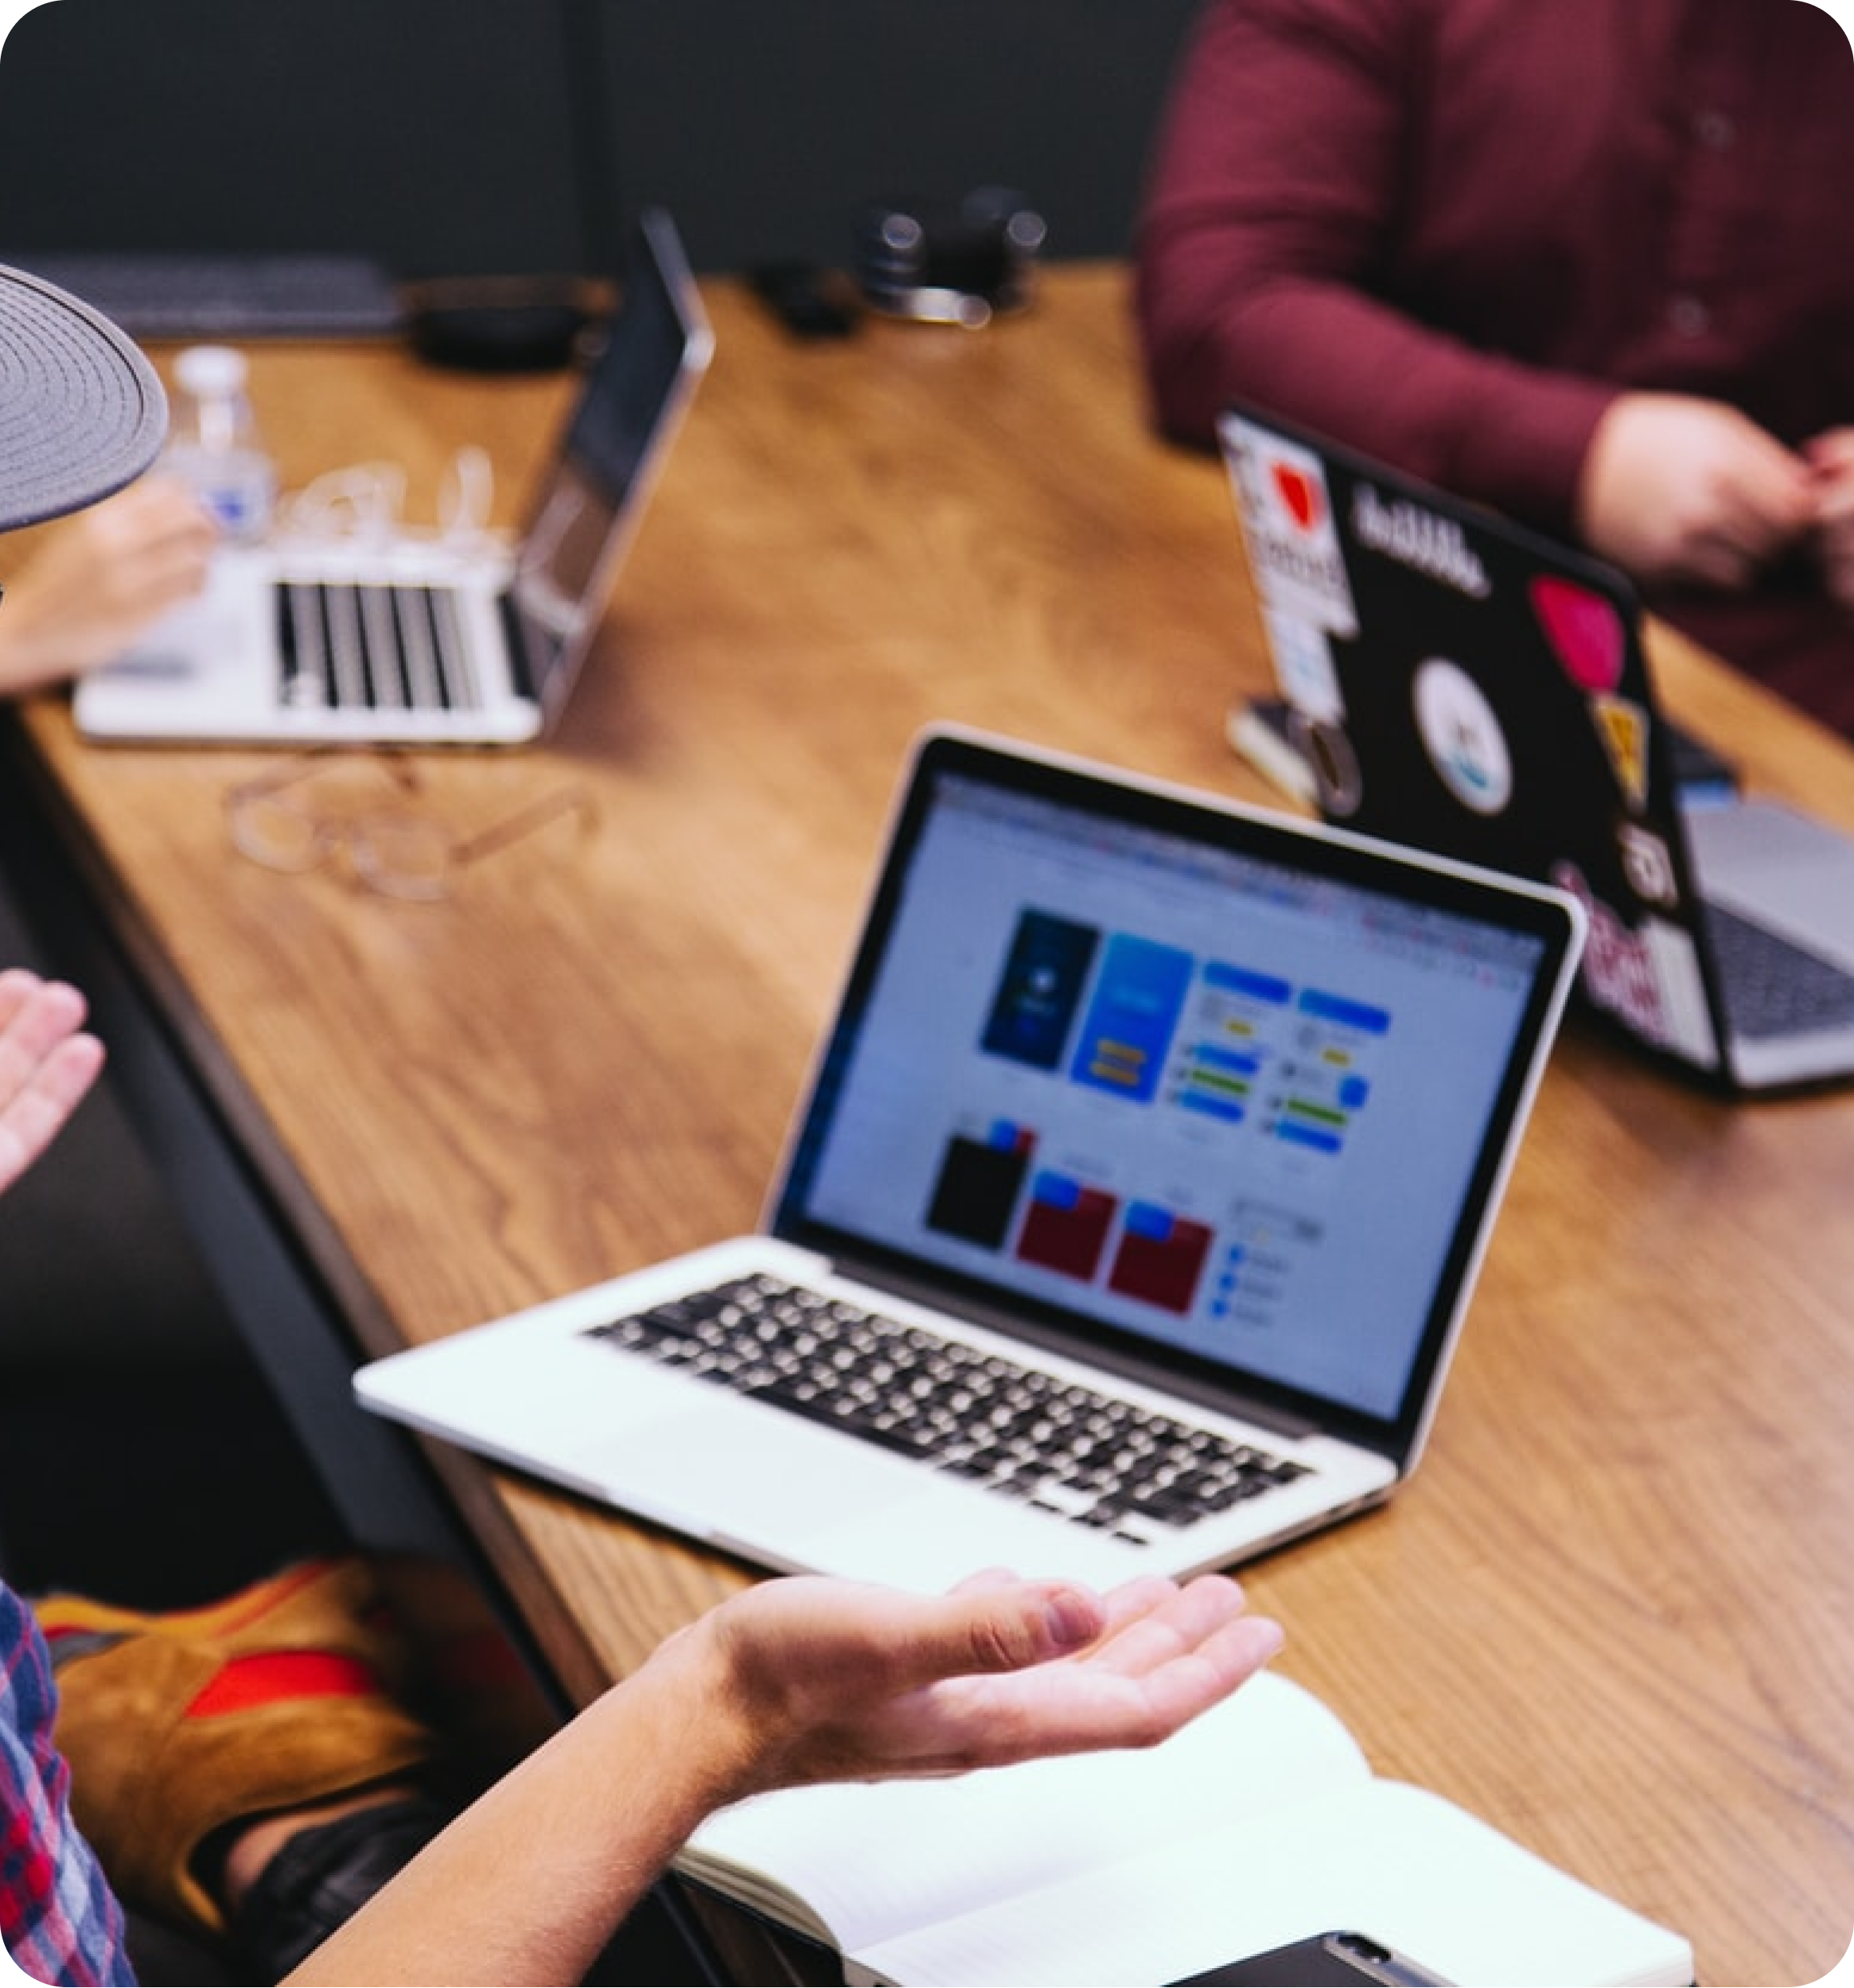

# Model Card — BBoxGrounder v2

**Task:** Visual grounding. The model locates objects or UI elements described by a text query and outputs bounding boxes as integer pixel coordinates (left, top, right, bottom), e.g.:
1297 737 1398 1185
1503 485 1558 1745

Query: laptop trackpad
1685 801 1854 969
569 1405 916 1549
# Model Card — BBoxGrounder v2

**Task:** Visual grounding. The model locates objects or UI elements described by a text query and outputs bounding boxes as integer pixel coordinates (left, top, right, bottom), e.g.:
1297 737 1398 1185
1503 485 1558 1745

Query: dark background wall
0 0 1204 277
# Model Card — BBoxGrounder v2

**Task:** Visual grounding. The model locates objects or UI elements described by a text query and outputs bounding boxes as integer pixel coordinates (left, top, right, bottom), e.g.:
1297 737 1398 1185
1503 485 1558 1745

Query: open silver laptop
1218 400 1854 1094
74 208 711 747
356 729 1583 1593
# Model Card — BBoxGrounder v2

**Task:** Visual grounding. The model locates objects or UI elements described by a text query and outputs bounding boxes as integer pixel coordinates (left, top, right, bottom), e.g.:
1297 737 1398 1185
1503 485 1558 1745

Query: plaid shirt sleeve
2 1582 134 1986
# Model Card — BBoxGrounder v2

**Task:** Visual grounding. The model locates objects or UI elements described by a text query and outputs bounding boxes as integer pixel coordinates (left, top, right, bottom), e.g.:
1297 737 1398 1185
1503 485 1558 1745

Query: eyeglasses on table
224 750 595 902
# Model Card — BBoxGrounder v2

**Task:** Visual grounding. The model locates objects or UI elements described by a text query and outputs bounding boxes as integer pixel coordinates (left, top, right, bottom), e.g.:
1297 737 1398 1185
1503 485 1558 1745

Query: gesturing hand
0 969 104 1197
0 478 217 693
676 1567 1285 1804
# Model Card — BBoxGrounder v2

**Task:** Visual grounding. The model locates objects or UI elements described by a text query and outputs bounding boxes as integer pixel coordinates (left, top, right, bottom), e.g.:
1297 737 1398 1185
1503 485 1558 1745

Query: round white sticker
1412 657 1512 816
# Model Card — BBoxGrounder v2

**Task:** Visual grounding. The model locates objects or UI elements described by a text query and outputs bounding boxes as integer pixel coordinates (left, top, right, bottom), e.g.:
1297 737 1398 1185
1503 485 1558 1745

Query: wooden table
5 266 1851 1986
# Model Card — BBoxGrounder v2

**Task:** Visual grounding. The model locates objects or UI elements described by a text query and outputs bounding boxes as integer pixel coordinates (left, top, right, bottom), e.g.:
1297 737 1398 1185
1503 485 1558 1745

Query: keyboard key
277 580 484 715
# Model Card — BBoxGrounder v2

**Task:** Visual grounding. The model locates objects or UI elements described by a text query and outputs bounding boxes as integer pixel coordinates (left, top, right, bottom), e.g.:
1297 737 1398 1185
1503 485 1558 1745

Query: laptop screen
508 209 712 721
772 733 1579 1451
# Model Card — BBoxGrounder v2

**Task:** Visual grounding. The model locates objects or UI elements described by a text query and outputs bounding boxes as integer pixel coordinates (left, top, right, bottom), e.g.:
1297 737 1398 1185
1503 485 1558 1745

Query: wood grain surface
14 267 1854 1986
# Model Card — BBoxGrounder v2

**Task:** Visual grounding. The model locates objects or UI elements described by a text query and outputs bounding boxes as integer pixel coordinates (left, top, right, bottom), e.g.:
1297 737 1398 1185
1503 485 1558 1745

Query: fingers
1803 430 1854 610
0 1034 107 1183
944 1573 1283 1766
931 1571 1283 1720
95 478 220 602
1576 393 1814 591
1084 1574 1284 1701
696 1567 1287 1799
1803 428 1854 479
1677 427 1814 587
0 480 219 690
0 968 90 1070
1093 1572 1255 1655
0 970 105 1195
907 1579 1108 1682
882 1570 1275 1713
104 474 220 549
1680 531 1763 593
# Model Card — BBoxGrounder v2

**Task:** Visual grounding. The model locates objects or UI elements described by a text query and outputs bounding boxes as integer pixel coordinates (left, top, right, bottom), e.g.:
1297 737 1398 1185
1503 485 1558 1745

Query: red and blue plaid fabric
1 1581 131 1986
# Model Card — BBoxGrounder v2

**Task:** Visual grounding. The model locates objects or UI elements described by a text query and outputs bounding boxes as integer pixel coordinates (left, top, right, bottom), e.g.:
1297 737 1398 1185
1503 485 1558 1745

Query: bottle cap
174 344 250 397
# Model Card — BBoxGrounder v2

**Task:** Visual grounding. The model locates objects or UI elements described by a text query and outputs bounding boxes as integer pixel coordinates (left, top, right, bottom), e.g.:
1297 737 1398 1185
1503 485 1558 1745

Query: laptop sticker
1618 821 1680 909
1412 658 1512 815
1590 692 1650 811
1350 482 1492 600
1288 707 1364 817
1551 862 1719 1066
1530 575 1625 692
1219 415 1360 637
1263 607 1346 723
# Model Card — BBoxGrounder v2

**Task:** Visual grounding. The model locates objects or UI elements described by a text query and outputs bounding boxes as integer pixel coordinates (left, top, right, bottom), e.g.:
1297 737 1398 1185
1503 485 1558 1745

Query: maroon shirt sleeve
1133 0 1616 535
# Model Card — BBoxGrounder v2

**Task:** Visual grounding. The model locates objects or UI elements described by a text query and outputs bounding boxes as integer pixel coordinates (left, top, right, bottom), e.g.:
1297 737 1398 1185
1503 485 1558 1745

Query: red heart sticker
1271 461 1320 533
1531 575 1624 692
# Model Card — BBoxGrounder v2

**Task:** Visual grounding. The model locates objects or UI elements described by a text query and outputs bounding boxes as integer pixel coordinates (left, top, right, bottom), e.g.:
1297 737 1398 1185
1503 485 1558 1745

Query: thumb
917 1581 1105 1681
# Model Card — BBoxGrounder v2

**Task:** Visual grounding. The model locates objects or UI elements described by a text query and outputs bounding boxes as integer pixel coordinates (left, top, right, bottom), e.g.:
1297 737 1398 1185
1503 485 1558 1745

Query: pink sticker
1550 863 1669 1043
1531 575 1624 692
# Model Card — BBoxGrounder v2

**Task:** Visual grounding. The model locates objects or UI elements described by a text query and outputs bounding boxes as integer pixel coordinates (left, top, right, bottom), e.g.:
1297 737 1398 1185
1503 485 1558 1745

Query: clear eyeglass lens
349 814 455 901
232 798 330 873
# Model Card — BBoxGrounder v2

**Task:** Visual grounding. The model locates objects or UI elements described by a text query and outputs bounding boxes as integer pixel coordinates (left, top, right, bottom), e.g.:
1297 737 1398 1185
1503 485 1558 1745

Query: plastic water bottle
165 345 276 541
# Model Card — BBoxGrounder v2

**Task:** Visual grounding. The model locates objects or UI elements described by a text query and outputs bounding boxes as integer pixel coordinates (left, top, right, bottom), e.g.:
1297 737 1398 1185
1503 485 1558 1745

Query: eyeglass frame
224 749 595 902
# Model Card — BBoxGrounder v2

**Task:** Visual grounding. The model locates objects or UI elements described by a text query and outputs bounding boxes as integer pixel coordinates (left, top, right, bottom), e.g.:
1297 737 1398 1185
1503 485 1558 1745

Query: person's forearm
280 1568 1279 1984
1138 251 1611 530
282 1631 743 1988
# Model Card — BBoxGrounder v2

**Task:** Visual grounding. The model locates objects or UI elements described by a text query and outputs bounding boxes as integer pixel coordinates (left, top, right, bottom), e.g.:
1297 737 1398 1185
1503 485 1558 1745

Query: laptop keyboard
585 1273 1313 1547
1704 901 1854 1040
277 580 483 714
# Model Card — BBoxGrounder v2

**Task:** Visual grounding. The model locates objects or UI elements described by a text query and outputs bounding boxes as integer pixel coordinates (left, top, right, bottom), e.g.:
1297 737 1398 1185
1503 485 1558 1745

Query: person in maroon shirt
1135 0 1854 737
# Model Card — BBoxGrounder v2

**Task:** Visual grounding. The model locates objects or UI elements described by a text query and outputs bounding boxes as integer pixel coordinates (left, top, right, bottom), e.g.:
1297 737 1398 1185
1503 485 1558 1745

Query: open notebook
74 208 711 747
670 1667 1693 1986
1219 399 1854 1093
356 728 1583 1592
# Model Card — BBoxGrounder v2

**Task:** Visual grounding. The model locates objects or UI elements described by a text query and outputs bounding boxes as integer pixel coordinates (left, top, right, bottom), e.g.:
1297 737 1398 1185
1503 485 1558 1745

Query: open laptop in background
73 208 712 748
1217 400 1854 1096
356 727 1583 1593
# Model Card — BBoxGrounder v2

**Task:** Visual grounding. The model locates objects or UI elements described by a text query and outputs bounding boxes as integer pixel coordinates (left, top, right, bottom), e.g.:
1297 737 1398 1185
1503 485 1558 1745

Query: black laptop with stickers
1217 401 1854 1094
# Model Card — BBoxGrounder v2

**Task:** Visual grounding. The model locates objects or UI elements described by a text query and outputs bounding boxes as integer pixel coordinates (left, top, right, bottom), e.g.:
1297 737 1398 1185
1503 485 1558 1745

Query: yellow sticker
1591 694 1649 810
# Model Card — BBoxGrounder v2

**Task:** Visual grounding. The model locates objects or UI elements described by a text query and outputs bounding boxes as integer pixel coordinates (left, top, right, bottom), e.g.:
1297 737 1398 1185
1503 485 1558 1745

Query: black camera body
854 188 1047 326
